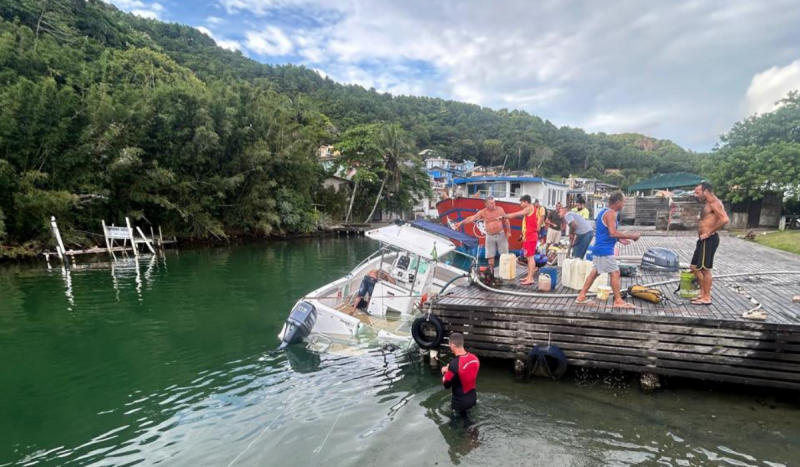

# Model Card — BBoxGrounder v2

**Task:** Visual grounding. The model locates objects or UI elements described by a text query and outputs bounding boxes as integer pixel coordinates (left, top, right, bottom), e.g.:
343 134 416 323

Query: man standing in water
501 195 539 285
442 333 480 419
454 197 510 268
691 182 729 306
575 192 641 308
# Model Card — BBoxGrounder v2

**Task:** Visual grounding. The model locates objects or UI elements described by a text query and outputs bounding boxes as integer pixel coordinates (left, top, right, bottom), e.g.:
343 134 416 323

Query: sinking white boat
278 222 471 351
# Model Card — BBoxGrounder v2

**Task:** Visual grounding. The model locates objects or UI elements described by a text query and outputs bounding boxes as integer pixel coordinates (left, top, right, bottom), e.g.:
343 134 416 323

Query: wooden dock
430 233 800 390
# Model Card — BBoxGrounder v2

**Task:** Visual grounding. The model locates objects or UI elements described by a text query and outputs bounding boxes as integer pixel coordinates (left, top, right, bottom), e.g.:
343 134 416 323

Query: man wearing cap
455 196 510 268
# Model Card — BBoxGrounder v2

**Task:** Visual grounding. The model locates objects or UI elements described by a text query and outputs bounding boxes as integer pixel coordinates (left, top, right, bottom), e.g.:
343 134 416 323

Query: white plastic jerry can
499 253 517 280
562 258 574 289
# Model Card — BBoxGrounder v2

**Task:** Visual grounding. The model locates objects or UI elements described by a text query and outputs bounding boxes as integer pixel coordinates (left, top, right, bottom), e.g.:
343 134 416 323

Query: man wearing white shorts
545 202 563 245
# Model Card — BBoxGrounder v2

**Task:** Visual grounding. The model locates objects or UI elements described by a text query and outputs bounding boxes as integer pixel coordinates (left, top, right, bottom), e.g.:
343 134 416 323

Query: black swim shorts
691 232 720 270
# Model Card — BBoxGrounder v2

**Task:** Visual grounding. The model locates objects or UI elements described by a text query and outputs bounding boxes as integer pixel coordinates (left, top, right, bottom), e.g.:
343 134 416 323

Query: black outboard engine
641 247 679 272
278 301 317 350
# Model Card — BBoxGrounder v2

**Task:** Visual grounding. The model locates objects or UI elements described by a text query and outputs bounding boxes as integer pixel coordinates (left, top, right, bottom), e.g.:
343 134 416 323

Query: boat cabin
451 176 568 209
363 224 457 317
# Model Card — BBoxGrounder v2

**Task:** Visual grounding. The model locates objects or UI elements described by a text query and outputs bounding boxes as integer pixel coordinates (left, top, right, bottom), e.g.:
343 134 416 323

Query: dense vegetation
708 92 800 208
0 0 706 256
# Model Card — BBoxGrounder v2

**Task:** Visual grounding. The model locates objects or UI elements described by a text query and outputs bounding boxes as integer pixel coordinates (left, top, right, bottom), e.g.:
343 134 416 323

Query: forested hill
0 0 702 255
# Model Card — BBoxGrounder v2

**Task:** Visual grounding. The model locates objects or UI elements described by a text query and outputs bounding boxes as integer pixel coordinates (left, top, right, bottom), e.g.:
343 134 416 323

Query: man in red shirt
501 195 538 285
442 333 480 419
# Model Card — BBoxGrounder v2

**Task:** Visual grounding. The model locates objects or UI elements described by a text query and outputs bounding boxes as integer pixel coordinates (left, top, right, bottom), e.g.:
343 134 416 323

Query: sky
108 0 800 151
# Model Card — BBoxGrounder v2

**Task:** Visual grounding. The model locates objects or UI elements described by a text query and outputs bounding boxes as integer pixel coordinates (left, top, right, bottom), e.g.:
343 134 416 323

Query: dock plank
431 232 800 390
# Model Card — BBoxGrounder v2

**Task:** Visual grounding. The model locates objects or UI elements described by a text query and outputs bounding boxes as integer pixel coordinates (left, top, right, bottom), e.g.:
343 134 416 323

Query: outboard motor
641 247 679 272
278 301 317 350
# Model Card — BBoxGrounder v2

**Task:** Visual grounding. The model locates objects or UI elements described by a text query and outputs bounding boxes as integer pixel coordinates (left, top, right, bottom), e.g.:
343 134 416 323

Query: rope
226 401 293 467
313 393 355 454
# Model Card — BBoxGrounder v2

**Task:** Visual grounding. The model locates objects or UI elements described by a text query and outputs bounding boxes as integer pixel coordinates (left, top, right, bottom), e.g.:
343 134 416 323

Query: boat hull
436 197 528 253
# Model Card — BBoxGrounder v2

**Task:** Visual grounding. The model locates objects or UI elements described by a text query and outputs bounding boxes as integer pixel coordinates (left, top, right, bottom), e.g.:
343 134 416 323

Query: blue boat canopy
411 220 479 249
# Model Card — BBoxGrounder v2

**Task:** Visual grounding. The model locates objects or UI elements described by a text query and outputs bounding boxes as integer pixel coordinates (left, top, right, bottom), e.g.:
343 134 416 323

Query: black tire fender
412 314 444 349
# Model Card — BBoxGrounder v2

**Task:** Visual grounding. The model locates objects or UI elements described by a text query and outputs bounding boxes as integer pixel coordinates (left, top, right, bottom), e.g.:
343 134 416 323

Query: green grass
753 231 800 255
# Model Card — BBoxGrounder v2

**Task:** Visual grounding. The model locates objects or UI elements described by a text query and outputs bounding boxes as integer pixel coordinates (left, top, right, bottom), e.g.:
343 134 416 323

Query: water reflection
2 240 799 467
51 253 162 306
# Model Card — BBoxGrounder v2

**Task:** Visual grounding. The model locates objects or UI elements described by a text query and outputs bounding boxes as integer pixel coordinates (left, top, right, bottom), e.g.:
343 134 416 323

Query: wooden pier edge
431 304 800 390
427 234 800 391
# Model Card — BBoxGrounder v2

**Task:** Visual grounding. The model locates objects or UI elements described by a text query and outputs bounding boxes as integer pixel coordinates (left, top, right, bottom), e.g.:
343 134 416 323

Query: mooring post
126 217 138 257
50 216 66 264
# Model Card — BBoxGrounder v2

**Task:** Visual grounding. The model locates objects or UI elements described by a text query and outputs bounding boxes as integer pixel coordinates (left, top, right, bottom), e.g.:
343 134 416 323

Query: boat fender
526 345 568 380
624 284 667 304
411 314 444 349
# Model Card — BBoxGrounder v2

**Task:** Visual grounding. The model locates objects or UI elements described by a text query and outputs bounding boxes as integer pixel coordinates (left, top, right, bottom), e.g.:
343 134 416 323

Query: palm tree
363 124 416 223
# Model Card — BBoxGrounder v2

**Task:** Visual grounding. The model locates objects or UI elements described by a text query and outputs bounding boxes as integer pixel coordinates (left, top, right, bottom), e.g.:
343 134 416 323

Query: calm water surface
1 238 798 467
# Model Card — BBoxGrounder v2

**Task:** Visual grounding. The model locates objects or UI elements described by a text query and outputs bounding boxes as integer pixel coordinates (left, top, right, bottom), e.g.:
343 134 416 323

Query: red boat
435 176 568 253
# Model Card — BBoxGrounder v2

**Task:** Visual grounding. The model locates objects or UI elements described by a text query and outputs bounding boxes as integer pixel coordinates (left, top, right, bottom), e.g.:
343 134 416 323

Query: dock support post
158 226 164 247
640 373 661 392
136 226 156 254
514 359 526 381
101 220 116 261
126 217 138 257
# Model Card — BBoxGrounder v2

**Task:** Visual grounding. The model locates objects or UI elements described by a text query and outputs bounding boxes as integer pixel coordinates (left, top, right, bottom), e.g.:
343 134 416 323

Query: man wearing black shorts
352 269 395 311
690 182 729 305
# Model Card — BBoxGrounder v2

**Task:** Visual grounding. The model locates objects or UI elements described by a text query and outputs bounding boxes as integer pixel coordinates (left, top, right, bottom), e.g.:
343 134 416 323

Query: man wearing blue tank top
575 192 641 308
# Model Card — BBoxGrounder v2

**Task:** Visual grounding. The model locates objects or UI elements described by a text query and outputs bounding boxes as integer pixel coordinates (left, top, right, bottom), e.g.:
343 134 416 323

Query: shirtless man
455 197 510 268
690 182 729 305
353 268 396 311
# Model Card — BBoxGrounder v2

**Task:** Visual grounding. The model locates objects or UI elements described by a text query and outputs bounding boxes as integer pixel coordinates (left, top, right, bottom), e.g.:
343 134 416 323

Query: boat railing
347 248 385 278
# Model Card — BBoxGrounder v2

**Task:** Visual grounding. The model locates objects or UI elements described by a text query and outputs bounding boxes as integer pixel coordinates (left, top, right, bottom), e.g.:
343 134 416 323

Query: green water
1 238 798 467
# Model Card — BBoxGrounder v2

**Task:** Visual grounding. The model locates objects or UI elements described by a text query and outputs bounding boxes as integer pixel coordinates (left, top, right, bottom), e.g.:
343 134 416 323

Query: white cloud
197 26 242 52
745 60 800 116
206 16 225 25
108 0 165 19
245 27 294 56
223 0 800 149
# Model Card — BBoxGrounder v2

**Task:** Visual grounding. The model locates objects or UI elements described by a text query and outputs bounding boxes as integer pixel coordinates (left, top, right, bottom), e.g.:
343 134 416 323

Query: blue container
585 243 595 261
540 266 558 288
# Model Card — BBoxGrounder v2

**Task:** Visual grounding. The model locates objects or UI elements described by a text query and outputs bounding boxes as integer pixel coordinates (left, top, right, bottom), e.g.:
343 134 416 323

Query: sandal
614 302 635 309
574 297 593 304
691 300 713 306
